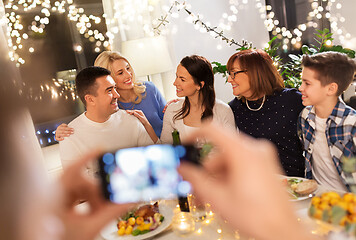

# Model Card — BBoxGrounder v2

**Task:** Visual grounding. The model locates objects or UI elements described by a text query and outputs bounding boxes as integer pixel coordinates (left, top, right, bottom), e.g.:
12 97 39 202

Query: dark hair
227 49 284 100
302 52 356 96
174 55 215 121
75 66 111 105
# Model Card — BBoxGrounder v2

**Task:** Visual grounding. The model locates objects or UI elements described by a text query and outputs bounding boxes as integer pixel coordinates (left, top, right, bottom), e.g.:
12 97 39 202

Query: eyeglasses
227 70 247 79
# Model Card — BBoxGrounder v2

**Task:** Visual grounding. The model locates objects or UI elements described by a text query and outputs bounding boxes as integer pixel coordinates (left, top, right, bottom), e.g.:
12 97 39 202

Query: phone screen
99 144 197 204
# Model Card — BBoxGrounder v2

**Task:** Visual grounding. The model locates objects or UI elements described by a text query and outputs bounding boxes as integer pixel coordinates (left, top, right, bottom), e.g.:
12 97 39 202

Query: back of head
180 55 215 120
227 49 284 100
302 52 356 96
75 66 111 105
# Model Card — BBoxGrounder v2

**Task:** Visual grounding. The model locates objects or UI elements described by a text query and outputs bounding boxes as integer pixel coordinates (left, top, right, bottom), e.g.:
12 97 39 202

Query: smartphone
98 144 200 204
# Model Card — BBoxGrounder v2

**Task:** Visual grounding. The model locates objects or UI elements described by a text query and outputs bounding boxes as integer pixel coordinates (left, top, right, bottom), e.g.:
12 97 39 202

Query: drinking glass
172 211 195 236
188 194 214 222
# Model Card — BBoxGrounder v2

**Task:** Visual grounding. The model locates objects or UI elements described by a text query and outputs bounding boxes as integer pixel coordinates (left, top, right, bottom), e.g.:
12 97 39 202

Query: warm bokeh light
5 0 110 66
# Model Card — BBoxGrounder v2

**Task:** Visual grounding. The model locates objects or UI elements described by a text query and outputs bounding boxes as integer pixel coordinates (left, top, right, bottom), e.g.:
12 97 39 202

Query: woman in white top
160 55 236 143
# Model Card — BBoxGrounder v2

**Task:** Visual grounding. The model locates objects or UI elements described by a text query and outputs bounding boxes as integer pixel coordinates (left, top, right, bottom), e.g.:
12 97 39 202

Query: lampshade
121 36 173 77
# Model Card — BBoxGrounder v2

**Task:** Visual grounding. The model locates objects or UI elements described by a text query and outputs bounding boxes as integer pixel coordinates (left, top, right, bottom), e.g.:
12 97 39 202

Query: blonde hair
94 51 146 103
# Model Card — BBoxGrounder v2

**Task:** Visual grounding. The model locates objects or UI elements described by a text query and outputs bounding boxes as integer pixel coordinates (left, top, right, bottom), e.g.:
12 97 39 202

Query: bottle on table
172 129 190 212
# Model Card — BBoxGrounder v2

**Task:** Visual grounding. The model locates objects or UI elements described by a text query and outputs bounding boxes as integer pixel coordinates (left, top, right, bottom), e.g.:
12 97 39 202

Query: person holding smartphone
178 123 322 240
0 29 320 240
1 110 322 240
0 78 321 240
0 84 133 240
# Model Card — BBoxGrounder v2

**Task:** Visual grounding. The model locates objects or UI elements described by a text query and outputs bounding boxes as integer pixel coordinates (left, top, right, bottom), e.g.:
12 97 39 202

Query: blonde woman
55 51 166 142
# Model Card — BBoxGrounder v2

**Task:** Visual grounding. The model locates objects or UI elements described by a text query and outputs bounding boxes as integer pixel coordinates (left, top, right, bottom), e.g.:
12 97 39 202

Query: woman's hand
178 123 320 240
163 99 179 113
125 110 150 126
60 150 134 240
125 110 159 143
55 123 74 141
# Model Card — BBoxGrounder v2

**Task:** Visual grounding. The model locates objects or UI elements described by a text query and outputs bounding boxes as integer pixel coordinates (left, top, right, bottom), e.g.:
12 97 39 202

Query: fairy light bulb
172 212 195 236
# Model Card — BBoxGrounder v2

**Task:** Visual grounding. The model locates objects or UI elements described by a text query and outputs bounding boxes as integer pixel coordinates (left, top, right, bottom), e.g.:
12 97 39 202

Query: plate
100 202 174 240
282 176 319 201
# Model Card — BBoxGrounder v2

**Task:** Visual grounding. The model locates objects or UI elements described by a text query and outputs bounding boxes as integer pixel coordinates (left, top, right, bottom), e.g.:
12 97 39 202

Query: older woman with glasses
227 49 305 177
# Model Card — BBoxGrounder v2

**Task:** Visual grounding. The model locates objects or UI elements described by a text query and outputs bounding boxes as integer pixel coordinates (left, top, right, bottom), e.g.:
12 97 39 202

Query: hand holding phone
99 144 200 204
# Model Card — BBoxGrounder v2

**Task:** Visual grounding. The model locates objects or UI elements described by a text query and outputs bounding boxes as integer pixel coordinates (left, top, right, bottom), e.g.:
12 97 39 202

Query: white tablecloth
90 183 355 240
91 196 315 240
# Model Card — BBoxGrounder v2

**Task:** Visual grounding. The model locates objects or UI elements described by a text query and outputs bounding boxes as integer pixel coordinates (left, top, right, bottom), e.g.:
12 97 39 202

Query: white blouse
160 98 236 144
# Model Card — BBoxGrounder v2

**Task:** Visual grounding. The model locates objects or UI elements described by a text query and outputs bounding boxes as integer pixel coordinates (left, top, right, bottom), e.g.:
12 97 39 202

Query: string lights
259 0 349 51
104 0 158 48
154 0 349 52
153 0 307 50
5 0 350 66
4 0 352 101
153 0 252 49
4 0 109 67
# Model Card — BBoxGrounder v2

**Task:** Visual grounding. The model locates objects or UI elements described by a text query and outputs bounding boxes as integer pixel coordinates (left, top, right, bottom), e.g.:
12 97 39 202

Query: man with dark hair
59 66 153 176
75 66 111 105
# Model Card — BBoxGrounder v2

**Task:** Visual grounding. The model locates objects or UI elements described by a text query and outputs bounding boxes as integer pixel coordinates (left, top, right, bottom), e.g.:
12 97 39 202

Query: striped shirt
297 99 356 191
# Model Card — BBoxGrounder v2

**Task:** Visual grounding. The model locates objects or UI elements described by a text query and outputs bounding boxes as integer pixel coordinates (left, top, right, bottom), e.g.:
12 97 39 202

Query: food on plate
282 178 317 199
117 202 165 236
134 202 159 219
309 192 356 235
294 179 318 195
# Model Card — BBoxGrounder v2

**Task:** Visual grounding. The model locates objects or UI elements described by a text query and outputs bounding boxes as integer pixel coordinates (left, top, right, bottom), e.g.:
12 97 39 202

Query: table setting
87 175 356 240
95 198 242 240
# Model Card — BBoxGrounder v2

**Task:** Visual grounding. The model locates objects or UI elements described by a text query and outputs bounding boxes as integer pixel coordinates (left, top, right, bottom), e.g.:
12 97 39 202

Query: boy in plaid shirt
298 52 356 191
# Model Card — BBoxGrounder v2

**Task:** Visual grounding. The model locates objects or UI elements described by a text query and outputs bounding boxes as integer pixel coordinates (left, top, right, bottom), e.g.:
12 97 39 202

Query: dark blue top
118 81 166 138
229 88 305 177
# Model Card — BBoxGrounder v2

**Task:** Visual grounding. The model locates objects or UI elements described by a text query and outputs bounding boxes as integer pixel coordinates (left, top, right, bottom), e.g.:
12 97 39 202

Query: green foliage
280 53 303 88
212 44 255 82
281 28 355 88
298 28 355 58
211 28 355 89
212 61 228 79
264 36 281 63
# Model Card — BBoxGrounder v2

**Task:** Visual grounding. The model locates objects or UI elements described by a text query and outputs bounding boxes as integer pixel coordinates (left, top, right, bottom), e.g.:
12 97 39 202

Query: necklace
118 101 135 110
246 95 266 111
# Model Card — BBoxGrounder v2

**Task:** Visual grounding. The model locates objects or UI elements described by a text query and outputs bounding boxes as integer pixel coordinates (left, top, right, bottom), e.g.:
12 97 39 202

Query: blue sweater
229 88 305 177
118 81 166 138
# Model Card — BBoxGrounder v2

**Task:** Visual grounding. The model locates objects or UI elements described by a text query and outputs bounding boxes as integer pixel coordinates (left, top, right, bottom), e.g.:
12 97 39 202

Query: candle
172 212 195 236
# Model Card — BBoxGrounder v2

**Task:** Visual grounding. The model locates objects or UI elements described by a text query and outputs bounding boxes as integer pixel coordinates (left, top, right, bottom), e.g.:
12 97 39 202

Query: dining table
85 183 346 240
